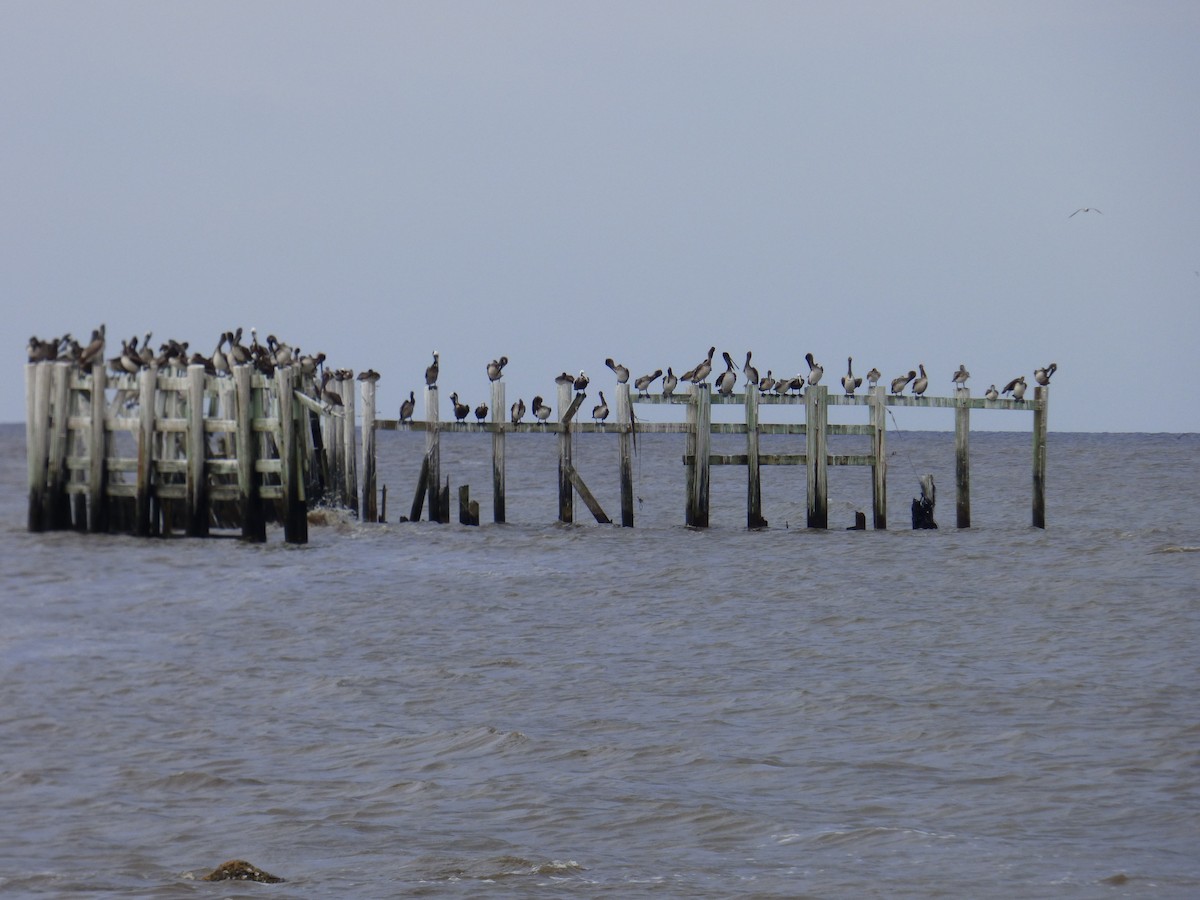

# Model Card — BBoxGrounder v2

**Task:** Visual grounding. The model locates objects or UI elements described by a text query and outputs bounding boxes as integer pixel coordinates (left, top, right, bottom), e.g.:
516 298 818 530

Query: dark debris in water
202 859 285 883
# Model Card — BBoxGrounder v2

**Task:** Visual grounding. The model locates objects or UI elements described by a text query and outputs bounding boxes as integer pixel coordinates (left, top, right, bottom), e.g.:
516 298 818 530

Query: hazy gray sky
5 1 1198 431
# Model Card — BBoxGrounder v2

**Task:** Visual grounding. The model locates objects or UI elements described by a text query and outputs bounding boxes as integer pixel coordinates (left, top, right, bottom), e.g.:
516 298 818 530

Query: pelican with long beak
890 370 916 394
912 364 929 396
1002 375 1027 401
634 369 662 396
952 364 970 388
1034 363 1057 385
425 351 439 387
661 367 679 397
605 358 630 383
532 395 552 424
842 357 862 395
592 391 610 423
715 351 739 396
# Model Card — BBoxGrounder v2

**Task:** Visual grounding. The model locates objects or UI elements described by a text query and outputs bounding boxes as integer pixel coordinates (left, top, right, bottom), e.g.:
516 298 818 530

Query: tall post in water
46 362 71 529
360 375 377 522
685 382 711 527
557 379 574 524
235 365 264 541
87 360 108 533
278 366 307 544
1032 386 1048 528
341 370 358 515
745 383 763 528
135 365 157 536
617 383 634 527
955 386 971 528
425 385 441 523
491 379 506 523
870 385 887 529
186 363 209 537
806 384 828 529
25 362 51 532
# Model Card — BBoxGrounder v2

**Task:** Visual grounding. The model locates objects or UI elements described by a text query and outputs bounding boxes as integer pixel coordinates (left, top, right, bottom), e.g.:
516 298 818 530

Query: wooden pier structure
27 356 1050 539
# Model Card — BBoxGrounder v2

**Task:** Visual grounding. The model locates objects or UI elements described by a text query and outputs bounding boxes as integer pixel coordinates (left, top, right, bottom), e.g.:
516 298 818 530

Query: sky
4 1 1199 432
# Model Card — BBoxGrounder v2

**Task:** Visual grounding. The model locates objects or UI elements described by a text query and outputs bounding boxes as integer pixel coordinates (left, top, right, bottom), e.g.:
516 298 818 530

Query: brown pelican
1002 375 1027 401
573 370 589 392
554 371 574 387
605 358 630 383
688 347 716 384
784 374 805 395
1034 363 1057 385
120 337 144 373
486 356 508 381
758 370 776 393
77 326 106 368
842 357 862 395
716 351 739 395
661 367 678 397
268 335 293 367
425 351 440 387
532 395 552 424
474 402 488 421
211 333 229 375
952 364 970 388
228 328 251 365
592 391 609 422
912 364 929 396
399 391 415 422
510 398 526 424
866 367 882 389
1069 207 1102 217
743 351 759 387
299 351 325 378
984 384 1000 401
357 369 381 383
320 371 343 407
634 369 662 396
890 370 916 394
450 392 470 421
805 352 823 386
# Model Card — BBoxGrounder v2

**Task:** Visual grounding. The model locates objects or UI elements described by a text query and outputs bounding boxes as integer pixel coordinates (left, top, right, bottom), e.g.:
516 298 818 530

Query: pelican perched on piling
320 371 343 408
1002 375 1027 401
891 370 916 394
486 356 508 382
716 351 739 396
758 370 776 394
842 357 862 395
425 351 440 387
912 364 929 396
985 384 1000 401
1034 363 1057 385
532 395 552 424
605 358 630 383
450 393 470 421
661 367 678 397
683 347 715 384
743 351 759 387
805 352 824 387
574 370 589 392
77 326 106 368
952 364 970 388
399 391 415 422
592 391 609 423
866 367 882 389
634 369 662 396
511 397 526 424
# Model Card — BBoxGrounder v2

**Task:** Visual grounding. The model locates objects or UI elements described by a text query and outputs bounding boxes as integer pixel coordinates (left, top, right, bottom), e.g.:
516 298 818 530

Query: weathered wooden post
806 384 828 529
685 382 711 527
745 383 764 528
361 375 377 522
186 363 209 537
425 385 442 523
617 383 634 527
491 379 506 523
341 369 358 515
557 379 574 524
278 365 306 544
458 484 479 525
955 386 971 528
25 363 51 532
234 365 264 541
1032 386 1048 528
135 365 157 537
87 360 108 533
870 385 887 529
46 362 71 529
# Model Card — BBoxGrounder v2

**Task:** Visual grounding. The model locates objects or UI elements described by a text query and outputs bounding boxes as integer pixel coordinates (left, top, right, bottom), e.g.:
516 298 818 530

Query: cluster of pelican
395 348 1061 426
28 325 329 381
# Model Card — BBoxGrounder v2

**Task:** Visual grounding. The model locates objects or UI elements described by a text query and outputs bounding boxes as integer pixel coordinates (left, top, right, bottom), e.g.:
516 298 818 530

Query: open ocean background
2 421 1198 898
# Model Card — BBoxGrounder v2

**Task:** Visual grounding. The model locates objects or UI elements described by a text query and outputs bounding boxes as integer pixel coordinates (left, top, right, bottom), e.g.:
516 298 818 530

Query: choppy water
2 424 1198 897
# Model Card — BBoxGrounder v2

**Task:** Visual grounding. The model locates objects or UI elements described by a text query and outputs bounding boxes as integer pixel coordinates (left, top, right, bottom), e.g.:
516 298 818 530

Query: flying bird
1069 207 1102 217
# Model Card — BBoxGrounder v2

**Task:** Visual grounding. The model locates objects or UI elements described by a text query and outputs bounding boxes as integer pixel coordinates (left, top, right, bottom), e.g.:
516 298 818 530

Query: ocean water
2 423 1198 897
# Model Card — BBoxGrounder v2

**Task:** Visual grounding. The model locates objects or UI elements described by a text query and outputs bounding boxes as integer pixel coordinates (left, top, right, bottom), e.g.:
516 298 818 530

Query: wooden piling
1032 386 1048 529
26 363 51 532
491 379 505 523
46 362 71 529
686 382 711 527
135 366 157 537
279 366 307 543
87 361 108 532
617 383 634 527
955 386 971 528
235 365 264 542
361 375 377 522
458 484 480 525
410 455 429 522
425 386 441 523
341 370 358 515
870 385 887 529
806 384 828 529
557 380 574 524
745 383 764 528
186 364 208 536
